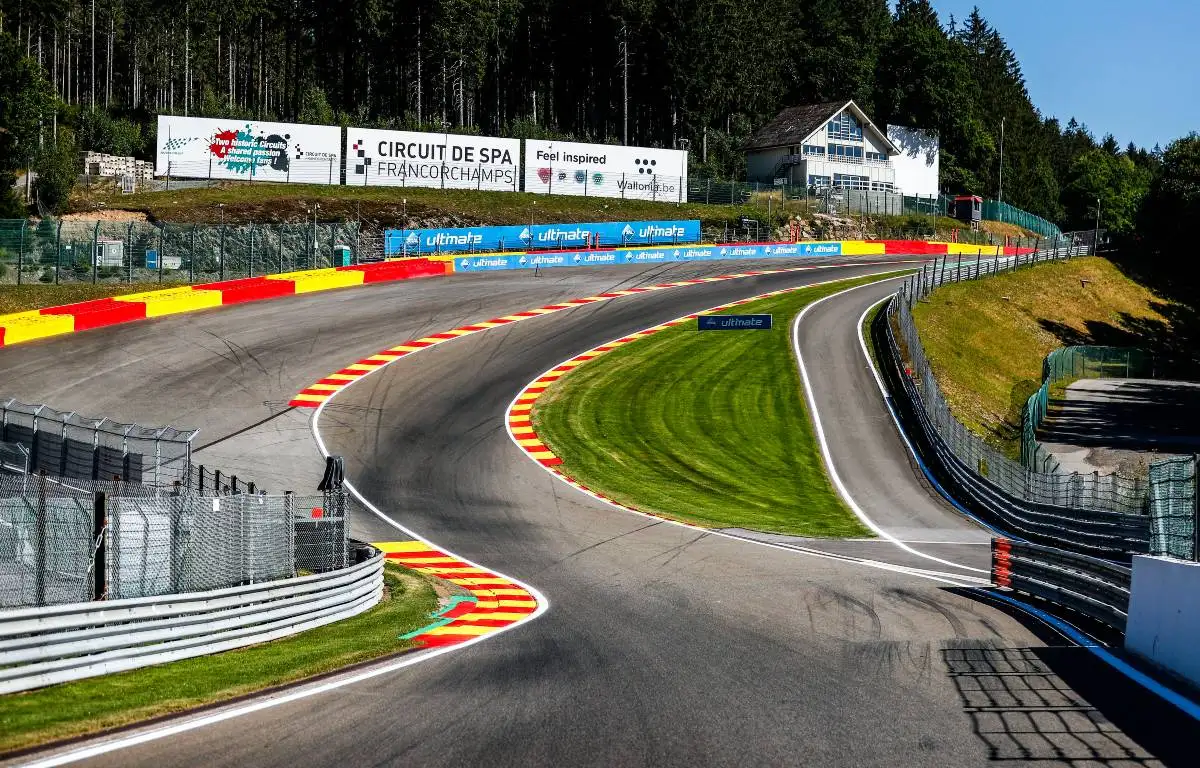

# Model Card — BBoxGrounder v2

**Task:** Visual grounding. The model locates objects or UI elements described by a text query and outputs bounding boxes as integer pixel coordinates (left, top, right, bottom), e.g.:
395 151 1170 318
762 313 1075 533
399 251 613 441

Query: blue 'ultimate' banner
697 314 774 330
450 241 845 271
384 220 701 255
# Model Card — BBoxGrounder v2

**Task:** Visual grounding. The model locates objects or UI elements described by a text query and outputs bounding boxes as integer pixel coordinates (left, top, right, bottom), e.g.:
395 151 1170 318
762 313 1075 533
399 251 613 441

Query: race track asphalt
3 258 1189 767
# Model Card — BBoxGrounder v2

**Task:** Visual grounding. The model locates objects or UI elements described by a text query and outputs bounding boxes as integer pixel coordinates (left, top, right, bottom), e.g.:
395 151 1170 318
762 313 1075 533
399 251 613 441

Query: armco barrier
876 297 1152 558
0 545 383 694
1 239 1031 348
992 538 1131 631
0 258 449 349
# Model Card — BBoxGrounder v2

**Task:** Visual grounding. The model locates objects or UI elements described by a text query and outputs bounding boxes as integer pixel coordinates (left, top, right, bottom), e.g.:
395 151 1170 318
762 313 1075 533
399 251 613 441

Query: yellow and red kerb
377 541 539 648
287 269 808 408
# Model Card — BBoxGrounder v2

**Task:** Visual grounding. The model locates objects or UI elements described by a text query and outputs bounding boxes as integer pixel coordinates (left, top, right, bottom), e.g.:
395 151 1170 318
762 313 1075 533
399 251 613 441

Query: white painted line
505 271 991 589
791 279 989 574
19 263 902 767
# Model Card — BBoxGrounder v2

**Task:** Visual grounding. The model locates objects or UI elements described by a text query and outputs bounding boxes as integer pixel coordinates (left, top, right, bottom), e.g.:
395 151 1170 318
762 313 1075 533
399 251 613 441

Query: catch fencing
0 398 196 487
0 471 350 609
891 244 1150 520
1148 456 1198 561
0 219 367 286
1021 346 1156 473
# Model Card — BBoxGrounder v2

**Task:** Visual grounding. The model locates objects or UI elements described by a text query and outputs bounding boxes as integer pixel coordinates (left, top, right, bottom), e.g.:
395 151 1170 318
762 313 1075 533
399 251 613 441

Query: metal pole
17 221 25 285
1094 198 1101 255
36 471 47 605
997 116 1005 220
54 220 62 284
93 490 107 600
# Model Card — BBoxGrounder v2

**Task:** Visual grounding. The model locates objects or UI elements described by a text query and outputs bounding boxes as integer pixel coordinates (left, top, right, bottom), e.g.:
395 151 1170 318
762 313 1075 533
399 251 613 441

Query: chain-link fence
0 219 368 286
0 398 196 487
1021 346 1156 473
1148 456 1198 561
982 199 1063 240
891 240 1151 517
0 470 350 608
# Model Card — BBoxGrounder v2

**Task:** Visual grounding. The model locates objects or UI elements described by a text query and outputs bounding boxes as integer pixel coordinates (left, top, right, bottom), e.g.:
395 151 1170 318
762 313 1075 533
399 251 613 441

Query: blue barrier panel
697 314 773 330
449 241 845 272
385 220 701 255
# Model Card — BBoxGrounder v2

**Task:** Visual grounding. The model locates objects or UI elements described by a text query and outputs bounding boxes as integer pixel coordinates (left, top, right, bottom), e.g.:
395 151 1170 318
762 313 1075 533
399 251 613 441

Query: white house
743 100 900 192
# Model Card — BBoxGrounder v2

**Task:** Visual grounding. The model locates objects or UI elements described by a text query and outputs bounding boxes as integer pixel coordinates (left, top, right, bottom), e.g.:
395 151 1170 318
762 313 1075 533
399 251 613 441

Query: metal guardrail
0 543 382 694
991 538 1131 631
876 293 1152 558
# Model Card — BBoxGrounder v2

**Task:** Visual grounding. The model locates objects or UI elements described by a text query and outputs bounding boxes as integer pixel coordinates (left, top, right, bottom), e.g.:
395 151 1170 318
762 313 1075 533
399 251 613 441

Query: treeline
0 0 1187 236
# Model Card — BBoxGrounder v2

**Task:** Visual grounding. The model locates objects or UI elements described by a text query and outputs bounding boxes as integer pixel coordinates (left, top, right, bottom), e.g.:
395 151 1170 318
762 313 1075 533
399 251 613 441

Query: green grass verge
0 283 171 315
0 564 438 753
532 274 899 538
911 256 1173 456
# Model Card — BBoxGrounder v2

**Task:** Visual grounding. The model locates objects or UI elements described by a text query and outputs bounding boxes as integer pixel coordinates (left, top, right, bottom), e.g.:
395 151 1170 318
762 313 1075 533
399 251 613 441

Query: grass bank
0 564 438 753
910 256 1174 456
73 182 781 230
532 274 896 538
0 283 168 315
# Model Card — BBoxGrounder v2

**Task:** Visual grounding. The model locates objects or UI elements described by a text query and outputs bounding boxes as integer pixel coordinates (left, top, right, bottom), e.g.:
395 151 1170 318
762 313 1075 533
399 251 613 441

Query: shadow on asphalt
1039 380 1200 453
944 587 1195 766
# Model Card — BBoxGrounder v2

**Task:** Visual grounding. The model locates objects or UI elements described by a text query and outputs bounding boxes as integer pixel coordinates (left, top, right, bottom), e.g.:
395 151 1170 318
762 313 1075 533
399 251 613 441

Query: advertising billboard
156 116 342 184
346 128 520 191
887 125 940 198
384 220 701 255
523 140 688 201
449 241 842 271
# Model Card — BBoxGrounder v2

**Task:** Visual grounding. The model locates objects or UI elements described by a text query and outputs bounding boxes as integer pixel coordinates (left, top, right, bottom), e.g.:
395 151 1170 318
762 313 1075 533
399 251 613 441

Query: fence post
189 224 196 283
35 471 47 605
198 464 206 495
126 221 134 283
93 490 107 600
92 221 100 284
219 223 226 281
54 219 62 284
17 220 26 285
158 224 165 283
249 224 256 277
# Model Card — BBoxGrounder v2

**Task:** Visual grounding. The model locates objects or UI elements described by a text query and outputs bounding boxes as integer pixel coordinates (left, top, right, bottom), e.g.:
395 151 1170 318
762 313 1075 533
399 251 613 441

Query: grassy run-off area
533 274 897 538
0 282 168 315
911 256 1173 456
0 565 438 753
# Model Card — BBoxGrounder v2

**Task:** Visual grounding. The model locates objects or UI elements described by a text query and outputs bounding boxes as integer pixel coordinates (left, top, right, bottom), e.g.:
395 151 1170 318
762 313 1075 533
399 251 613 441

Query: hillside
910 257 1177 455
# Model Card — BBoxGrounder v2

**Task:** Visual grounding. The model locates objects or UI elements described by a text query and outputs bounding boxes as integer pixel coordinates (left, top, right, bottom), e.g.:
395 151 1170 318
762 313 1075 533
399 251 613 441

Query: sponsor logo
537 168 551 184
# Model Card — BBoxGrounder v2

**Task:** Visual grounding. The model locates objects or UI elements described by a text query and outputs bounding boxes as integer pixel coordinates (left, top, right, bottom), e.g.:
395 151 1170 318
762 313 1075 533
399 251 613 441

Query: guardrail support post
93 490 107 600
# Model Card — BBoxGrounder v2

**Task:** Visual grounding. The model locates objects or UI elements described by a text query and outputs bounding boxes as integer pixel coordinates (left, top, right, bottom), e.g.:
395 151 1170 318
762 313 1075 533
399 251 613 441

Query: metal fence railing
992 537 1132 631
891 241 1150 519
0 470 350 609
0 219 368 286
982 199 1063 240
1148 456 1197 561
0 398 196 488
1021 346 1157 473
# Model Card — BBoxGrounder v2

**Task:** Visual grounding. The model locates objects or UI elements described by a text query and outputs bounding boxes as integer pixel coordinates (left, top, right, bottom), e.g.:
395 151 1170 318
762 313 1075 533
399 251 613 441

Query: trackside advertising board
523 140 688 201
346 128 520 191
384 220 701 255
156 116 342 184
450 241 842 271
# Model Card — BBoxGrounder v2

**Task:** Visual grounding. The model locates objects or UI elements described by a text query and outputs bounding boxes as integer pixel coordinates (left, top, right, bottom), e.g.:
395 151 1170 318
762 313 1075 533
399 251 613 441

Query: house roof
743 100 901 155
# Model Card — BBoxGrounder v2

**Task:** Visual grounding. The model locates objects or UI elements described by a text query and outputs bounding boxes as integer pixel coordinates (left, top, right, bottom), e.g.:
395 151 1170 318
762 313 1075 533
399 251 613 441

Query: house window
866 151 887 163
827 143 863 160
870 181 895 192
833 173 870 190
808 174 831 188
826 111 863 141
802 144 825 156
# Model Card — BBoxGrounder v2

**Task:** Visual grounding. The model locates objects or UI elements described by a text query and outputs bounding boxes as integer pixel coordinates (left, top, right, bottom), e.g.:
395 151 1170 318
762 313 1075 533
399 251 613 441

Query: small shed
952 195 982 228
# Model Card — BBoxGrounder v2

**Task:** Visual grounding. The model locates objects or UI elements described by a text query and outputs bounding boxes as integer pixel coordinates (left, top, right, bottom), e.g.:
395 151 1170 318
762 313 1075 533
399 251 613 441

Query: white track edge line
505 271 990 588
18 262 911 767
791 280 989 575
